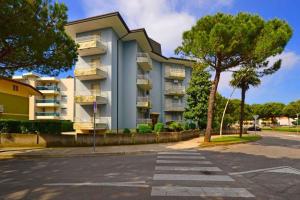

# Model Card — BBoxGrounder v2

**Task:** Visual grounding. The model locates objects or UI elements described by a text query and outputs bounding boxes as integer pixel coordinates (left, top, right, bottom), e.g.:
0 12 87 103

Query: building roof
0 77 42 96
65 12 195 67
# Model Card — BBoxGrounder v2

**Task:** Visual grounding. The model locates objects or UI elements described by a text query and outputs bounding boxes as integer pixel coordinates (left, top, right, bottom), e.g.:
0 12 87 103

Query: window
61 108 67 115
12 85 19 91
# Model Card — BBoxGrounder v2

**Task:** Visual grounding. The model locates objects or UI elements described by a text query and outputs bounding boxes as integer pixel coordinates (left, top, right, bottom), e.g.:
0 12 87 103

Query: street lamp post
297 113 299 134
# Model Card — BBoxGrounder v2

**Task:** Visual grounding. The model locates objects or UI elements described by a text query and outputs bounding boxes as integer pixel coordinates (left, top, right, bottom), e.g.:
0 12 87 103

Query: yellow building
0 77 41 120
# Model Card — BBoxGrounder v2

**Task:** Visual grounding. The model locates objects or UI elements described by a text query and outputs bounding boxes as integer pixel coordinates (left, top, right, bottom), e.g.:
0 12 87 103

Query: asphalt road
0 132 299 200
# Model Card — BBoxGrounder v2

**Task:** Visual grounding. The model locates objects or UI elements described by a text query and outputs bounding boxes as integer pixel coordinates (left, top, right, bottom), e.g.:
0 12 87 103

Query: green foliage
154 123 164 133
168 122 183 132
176 12 292 141
230 69 261 91
60 120 74 132
184 64 211 128
0 119 71 134
0 0 78 76
183 122 197 130
137 124 152 134
283 100 300 118
123 128 131 134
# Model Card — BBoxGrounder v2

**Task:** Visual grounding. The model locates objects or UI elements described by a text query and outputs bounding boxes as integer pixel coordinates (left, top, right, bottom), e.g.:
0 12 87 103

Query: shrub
168 121 183 132
123 128 131 134
189 122 196 130
0 119 70 134
137 124 152 134
61 120 74 132
154 123 164 133
184 122 190 130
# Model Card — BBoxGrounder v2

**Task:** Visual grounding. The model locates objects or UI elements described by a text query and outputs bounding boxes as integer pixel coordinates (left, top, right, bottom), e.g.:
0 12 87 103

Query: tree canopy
184 64 211 129
0 0 78 76
176 12 292 142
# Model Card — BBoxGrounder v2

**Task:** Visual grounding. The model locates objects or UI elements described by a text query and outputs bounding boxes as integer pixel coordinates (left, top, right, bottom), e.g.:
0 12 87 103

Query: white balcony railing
74 117 108 130
165 102 185 112
137 118 152 124
76 35 106 56
165 67 185 79
136 52 152 71
165 85 185 95
75 90 108 104
137 74 152 90
74 66 107 80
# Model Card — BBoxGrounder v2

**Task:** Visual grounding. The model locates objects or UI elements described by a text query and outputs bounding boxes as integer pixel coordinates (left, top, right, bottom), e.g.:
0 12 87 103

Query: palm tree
230 68 261 137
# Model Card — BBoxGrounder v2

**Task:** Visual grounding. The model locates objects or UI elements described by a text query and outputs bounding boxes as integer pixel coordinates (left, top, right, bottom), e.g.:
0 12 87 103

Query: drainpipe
116 33 129 134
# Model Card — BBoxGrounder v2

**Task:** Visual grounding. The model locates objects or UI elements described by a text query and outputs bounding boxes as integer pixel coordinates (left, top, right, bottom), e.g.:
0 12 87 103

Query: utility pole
297 113 299 134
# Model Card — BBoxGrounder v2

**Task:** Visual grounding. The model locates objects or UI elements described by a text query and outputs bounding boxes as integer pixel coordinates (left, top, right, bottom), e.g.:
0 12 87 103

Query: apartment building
65 12 194 133
12 73 74 121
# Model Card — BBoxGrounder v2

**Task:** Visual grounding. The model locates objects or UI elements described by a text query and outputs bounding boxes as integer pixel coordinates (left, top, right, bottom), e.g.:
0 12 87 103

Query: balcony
165 103 185 112
165 85 185 96
137 74 152 90
76 35 107 56
36 112 60 120
136 96 151 109
74 117 108 131
165 68 185 80
74 66 107 80
136 53 152 71
75 90 108 105
36 85 60 95
137 118 152 125
36 99 60 107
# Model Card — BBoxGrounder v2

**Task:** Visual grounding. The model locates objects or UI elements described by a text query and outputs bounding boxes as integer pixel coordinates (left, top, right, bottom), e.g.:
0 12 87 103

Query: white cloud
268 51 300 70
79 0 233 55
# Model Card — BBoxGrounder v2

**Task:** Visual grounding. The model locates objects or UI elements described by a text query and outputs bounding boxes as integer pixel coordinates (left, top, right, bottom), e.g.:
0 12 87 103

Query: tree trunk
204 70 221 142
239 87 246 138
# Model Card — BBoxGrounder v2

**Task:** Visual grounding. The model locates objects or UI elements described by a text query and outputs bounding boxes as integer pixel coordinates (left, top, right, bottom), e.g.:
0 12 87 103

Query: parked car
248 126 261 131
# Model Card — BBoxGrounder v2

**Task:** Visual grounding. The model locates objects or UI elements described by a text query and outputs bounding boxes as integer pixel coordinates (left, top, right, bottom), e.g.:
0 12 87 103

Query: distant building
0 77 41 120
12 73 74 121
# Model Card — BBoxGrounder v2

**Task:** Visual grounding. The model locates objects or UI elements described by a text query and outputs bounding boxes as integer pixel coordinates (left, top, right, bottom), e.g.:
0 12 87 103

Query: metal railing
36 99 60 104
36 85 60 91
36 112 60 116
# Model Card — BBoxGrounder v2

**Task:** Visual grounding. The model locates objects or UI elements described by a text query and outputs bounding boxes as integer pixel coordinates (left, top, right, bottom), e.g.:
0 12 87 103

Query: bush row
133 121 196 134
0 120 74 134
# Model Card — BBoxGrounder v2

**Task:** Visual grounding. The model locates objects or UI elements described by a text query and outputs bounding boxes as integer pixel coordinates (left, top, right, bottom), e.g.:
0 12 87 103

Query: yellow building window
12 85 19 91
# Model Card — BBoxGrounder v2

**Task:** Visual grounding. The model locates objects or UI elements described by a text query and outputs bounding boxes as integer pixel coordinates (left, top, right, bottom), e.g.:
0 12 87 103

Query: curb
199 136 262 148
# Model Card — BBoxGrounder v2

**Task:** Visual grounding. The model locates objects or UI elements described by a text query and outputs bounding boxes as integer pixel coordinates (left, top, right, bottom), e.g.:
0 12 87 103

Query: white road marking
44 181 149 188
153 174 234 181
229 166 299 175
158 152 202 155
155 166 222 172
151 186 254 197
157 160 211 164
157 155 206 159
267 167 300 175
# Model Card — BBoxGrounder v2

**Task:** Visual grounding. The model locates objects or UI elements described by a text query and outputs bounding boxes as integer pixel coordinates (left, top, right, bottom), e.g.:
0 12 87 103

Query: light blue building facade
65 12 194 133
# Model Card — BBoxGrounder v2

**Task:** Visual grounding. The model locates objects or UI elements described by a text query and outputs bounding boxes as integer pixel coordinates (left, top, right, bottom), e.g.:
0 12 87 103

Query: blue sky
58 0 300 104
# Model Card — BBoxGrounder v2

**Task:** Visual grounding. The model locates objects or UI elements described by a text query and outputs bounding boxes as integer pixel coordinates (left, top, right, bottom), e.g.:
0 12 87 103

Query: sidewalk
0 136 202 159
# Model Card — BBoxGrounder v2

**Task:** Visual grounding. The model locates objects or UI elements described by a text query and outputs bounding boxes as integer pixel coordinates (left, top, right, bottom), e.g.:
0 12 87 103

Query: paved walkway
0 137 202 159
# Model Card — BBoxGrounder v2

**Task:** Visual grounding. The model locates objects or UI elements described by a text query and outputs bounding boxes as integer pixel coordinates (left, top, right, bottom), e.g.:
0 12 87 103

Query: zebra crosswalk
151 150 255 198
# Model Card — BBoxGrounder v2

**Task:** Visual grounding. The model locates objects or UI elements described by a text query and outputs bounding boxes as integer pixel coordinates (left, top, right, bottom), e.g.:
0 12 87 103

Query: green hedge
137 124 152 134
154 123 164 133
0 120 74 134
